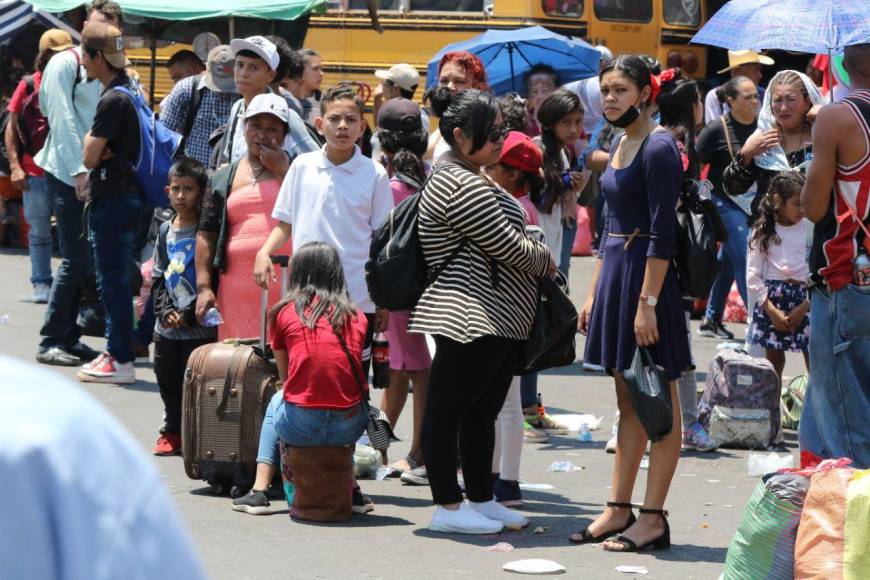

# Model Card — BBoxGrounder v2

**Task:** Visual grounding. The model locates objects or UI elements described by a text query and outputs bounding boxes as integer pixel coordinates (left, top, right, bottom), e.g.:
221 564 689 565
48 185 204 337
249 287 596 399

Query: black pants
421 334 522 505
153 334 215 433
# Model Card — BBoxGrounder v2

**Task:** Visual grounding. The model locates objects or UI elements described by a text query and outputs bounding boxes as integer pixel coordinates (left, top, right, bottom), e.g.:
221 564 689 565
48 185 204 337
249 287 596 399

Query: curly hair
438 50 489 91
377 126 428 185
497 93 529 133
750 171 805 253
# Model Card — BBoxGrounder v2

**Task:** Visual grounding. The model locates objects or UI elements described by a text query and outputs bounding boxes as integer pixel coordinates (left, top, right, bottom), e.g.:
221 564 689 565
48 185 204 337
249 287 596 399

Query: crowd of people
6 0 869 546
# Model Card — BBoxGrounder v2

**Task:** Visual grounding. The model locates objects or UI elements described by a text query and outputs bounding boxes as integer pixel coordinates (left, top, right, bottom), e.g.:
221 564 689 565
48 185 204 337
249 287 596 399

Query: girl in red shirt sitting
233 241 371 515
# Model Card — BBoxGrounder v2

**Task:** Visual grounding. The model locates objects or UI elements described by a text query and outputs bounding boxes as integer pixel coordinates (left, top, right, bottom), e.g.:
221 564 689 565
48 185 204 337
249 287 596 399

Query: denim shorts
274 399 367 448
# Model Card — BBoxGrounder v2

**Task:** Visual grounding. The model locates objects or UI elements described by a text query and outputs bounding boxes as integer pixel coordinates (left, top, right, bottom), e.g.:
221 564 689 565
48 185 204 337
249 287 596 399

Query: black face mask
608 105 640 128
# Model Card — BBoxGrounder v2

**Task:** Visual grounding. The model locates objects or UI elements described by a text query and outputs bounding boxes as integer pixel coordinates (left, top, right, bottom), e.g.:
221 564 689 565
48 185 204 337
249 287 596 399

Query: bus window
663 0 700 26
593 0 652 22
349 0 403 9
410 0 484 11
542 0 583 17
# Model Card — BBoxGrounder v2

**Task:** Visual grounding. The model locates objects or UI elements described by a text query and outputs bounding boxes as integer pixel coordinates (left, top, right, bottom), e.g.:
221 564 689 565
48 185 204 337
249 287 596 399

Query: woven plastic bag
794 462 856 579
724 475 805 579
844 470 870 580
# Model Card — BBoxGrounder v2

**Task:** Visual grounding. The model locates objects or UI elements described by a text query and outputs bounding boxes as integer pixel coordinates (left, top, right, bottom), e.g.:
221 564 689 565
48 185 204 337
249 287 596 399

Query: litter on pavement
615 565 650 574
546 461 583 472
503 559 567 574
485 542 514 552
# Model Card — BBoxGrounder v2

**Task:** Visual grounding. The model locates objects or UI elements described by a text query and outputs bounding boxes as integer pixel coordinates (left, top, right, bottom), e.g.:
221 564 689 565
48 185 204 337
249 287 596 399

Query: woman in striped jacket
409 90 555 535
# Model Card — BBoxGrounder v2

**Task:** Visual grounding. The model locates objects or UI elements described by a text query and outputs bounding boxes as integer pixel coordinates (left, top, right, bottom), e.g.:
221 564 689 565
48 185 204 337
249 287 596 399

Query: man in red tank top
800 43 870 469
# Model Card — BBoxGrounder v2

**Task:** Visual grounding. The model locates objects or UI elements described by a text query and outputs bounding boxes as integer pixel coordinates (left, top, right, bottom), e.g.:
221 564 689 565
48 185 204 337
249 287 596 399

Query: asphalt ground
0 248 807 579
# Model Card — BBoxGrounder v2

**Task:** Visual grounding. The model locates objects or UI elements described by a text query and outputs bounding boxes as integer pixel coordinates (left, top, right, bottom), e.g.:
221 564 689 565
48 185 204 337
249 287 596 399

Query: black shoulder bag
333 324 396 451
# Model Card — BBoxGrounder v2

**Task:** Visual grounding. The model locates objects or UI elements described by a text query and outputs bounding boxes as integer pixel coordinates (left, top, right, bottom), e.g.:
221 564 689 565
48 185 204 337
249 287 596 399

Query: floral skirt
747 280 810 352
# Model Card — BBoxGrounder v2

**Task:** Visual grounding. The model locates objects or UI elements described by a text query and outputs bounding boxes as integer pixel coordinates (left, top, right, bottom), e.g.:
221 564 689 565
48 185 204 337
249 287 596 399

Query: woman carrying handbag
577 56 691 552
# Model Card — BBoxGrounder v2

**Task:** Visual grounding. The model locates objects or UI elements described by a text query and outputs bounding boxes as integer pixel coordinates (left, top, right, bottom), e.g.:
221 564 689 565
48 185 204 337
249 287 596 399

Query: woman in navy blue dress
574 56 691 552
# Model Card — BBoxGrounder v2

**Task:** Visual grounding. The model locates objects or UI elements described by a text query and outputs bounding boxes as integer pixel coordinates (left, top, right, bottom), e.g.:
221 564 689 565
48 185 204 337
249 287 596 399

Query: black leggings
421 334 522 505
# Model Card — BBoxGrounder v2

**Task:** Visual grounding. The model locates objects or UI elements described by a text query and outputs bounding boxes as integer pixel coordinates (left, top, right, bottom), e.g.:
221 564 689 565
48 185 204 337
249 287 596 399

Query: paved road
0 248 806 579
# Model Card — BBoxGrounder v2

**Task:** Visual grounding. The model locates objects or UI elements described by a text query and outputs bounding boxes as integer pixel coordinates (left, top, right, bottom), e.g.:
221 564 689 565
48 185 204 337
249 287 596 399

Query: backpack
113 85 182 208
366 169 466 311
674 179 728 299
698 349 782 449
16 75 49 157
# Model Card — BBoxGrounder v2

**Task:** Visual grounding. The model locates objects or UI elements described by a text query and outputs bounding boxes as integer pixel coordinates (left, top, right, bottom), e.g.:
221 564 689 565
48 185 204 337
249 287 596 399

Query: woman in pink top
375 98 432 475
746 171 810 383
485 131 544 227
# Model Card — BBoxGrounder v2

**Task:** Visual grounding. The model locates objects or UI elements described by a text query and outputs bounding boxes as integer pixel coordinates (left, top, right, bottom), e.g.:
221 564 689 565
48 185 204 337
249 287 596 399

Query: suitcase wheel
209 480 228 496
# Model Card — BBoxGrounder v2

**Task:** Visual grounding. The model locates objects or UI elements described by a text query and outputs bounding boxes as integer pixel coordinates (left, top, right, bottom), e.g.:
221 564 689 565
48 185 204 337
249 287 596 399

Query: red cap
499 131 542 173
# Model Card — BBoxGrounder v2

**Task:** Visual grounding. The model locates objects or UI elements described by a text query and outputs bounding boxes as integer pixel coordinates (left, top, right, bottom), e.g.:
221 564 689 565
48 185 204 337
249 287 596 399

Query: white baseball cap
230 35 279 72
245 93 290 128
375 63 420 93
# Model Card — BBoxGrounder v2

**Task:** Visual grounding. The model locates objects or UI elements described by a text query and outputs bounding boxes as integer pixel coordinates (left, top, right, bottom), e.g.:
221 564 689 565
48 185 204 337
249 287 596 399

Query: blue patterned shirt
159 75 238 166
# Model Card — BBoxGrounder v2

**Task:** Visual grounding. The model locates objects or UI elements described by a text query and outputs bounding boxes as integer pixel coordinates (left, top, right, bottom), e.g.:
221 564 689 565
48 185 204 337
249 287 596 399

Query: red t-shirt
6 71 44 178
271 304 369 409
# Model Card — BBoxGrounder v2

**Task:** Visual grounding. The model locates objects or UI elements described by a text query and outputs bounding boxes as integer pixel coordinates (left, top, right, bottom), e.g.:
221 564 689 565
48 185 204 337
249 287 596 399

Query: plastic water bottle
578 423 593 442
202 307 223 327
372 333 390 389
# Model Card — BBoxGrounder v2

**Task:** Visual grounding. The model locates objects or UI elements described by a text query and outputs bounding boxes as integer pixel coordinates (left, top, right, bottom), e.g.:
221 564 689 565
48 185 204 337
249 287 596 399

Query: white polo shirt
272 145 393 313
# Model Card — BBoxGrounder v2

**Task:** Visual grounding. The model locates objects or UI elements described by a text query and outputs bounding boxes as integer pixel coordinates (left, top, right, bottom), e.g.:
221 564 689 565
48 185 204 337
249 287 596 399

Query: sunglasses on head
487 124 509 143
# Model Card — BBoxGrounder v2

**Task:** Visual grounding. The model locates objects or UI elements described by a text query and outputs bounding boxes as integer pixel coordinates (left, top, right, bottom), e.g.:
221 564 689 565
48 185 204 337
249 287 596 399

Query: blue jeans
88 192 142 364
24 176 54 286
134 293 156 348
559 218 578 277
39 172 93 350
275 398 367 448
705 195 749 321
799 286 870 469
520 373 538 409
257 392 284 466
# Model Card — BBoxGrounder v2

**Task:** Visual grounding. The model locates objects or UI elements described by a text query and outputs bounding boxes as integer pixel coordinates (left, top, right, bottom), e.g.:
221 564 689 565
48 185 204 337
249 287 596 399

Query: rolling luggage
698 349 782 449
181 255 289 497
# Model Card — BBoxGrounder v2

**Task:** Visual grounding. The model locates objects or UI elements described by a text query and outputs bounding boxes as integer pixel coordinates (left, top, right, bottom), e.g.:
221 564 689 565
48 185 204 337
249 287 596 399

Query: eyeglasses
488 124 509 143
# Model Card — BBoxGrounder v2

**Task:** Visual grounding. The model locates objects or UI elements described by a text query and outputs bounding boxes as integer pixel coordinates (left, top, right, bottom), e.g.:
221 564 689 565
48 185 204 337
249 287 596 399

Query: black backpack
674 179 728 300
366 170 466 311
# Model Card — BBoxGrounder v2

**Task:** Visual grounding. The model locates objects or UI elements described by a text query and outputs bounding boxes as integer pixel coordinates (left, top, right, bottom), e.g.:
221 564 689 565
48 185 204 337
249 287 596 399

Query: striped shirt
409 163 551 343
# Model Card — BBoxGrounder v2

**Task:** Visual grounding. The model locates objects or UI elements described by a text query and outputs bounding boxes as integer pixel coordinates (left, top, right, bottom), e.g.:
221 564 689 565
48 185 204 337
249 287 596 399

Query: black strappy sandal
603 508 671 552
569 502 636 544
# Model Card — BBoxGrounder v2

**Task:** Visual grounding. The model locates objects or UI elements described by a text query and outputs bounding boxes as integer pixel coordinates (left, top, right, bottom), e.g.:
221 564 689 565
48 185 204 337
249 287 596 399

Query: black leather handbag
623 347 674 442
517 271 578 375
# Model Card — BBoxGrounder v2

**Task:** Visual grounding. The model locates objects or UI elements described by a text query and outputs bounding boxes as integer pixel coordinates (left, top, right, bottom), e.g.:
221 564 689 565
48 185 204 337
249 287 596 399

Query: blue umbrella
426 26 600 95
691 0 870 53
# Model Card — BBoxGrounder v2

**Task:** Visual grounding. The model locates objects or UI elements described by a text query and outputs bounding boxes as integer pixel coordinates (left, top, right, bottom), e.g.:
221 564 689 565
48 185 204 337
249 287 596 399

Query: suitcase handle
259 254 291 356
216 347 247 420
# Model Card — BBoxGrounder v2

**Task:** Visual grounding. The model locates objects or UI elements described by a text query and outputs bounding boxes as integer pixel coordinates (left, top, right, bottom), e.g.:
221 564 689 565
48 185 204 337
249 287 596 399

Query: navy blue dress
583 130 691 380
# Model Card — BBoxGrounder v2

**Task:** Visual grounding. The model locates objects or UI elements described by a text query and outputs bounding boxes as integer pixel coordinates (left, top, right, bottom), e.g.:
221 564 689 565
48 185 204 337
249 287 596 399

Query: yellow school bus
306 0 708 100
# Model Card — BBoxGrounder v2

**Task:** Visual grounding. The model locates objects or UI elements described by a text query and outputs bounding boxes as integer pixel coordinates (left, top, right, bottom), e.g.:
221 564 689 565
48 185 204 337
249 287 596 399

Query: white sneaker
31 283 50 304
428 502 504 534
77 354 136 384
469 499 529 529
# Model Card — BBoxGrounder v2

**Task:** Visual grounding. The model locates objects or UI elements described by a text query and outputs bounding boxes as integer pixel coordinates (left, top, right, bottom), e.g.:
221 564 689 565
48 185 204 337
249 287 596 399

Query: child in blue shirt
151 158 217 456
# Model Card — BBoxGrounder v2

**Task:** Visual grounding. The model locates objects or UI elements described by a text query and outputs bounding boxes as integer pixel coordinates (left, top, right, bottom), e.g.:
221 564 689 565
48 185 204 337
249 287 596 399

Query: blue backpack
113 86 181 208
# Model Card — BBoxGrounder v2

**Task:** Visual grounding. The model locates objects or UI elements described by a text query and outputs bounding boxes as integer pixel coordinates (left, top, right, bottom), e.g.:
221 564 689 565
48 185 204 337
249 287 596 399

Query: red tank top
820 90 870 290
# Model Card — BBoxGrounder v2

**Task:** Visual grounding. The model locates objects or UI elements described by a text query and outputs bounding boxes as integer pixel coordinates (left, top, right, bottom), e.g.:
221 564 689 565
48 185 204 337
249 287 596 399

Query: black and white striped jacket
409 163 551 343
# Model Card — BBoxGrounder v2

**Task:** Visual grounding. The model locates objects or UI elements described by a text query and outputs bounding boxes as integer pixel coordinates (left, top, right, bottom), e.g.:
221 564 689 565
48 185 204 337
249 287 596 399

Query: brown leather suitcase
181 255 289 497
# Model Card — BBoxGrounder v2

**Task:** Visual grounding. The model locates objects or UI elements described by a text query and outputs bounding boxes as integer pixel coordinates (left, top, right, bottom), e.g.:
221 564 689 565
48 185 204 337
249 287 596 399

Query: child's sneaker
231 490 271 515
682 421 717 452
153 432 182 456
352 487 374 514
493 478 524 508
524 395 569 434
523 421 549 443
77 353 135 384
428 502 504 534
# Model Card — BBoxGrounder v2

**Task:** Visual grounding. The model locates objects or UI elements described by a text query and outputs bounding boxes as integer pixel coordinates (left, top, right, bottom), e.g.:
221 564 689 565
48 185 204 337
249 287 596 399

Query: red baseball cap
499 131 542 173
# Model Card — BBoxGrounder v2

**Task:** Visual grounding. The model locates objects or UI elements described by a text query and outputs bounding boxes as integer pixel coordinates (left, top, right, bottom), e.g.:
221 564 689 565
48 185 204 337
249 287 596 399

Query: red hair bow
659 68 677 84
648 73 661 104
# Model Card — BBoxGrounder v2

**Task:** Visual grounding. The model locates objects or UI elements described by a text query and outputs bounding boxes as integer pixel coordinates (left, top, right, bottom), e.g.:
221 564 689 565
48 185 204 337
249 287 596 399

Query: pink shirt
517 195 539 226
747 219 810 304
390 177 417 205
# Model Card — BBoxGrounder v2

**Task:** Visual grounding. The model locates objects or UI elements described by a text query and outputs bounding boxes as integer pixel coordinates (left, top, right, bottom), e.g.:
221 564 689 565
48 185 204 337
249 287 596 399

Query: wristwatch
639 294 658 307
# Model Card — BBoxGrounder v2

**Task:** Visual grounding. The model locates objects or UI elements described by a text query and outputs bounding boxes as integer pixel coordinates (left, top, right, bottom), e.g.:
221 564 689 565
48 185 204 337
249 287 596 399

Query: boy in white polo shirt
251 84 392 515
255 83 393 342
